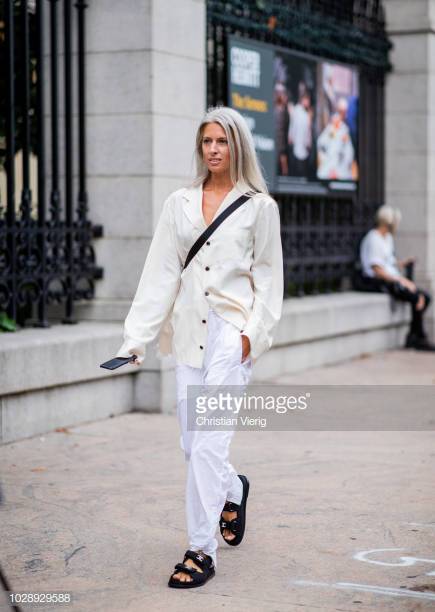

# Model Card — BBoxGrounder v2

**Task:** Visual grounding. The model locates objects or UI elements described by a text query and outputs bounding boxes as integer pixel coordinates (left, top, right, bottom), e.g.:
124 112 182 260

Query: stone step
0 321 161 444
256 291 410 380
0 292 409 444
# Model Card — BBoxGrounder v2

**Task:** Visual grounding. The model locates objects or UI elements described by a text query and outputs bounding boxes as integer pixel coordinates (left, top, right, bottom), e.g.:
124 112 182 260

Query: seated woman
357 205 434 351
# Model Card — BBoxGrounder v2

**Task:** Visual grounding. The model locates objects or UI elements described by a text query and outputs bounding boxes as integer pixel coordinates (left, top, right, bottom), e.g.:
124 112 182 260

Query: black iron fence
207 0 390 296
0 0 103 330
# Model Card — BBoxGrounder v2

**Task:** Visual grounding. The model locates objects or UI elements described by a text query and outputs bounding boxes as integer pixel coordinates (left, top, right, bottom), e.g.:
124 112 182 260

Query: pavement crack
65 545 86 566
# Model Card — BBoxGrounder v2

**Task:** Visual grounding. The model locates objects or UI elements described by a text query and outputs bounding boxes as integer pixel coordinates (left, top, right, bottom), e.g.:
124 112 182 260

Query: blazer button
202 319 206 324
205 291 209 296
240 330 244 333
206 241 210 246
205 266 210 271
199 345 204 349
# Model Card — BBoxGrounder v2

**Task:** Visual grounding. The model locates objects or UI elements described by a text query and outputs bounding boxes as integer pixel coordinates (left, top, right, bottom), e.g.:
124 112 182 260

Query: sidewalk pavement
0 349 434 611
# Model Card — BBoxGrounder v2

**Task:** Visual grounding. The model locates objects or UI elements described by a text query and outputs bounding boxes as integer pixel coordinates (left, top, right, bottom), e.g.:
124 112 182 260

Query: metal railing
0 0 103 329
207 0 390 296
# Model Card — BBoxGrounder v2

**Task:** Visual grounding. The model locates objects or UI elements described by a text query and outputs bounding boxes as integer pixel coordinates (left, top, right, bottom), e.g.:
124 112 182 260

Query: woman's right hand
129 353 143 366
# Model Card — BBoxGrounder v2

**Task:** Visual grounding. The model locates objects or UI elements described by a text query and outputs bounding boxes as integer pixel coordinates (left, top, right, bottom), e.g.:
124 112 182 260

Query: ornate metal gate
0 0 103 330
207 0 391 296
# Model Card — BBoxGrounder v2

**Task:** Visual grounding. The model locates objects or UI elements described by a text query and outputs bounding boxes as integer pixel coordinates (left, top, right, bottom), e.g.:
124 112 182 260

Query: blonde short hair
375 205 402 230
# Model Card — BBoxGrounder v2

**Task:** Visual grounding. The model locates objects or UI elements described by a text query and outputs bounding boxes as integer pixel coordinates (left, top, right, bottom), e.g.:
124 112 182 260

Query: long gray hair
190 106 269 195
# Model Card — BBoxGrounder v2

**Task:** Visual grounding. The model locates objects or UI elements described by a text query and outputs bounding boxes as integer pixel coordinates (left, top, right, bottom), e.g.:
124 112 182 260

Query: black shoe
405 333 418 348
168 550 215 589
405 333 435 351
219 474 249 546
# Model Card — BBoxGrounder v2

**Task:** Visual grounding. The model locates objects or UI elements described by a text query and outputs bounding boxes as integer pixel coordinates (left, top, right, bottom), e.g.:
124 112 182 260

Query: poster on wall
227 35 359 194
227 38 276 188
315 62 359 183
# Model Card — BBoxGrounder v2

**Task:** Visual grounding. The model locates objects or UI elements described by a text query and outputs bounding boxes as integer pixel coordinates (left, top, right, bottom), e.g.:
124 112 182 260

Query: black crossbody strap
182 194 250 271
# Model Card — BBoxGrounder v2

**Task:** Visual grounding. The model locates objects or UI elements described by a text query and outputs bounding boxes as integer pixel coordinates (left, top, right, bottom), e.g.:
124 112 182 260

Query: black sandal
168 549 215 589
219 474 249 546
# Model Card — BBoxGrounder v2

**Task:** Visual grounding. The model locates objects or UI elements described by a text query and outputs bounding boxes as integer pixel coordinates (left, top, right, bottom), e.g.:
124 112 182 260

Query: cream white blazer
116 182 284 368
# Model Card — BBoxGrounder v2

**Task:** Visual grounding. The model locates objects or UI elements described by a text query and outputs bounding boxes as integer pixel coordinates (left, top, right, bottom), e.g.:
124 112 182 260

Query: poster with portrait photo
227 36 360 193
273 52 317 181
316 62 359 181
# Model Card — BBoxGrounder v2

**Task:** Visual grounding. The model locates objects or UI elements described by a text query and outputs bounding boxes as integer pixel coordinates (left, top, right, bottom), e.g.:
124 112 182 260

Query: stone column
50 0 207 412
384 0 435 339
74 0 206 324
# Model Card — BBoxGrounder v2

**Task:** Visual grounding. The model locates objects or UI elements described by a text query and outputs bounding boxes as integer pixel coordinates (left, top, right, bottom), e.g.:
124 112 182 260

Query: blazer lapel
181 184 205 230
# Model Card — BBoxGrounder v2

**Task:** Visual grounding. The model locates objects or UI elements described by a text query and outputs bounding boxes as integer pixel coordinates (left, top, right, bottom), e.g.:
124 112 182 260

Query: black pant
355 274 432 338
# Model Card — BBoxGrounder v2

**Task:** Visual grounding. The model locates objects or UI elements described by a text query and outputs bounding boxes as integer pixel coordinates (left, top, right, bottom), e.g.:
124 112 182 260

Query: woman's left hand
241 334 251 363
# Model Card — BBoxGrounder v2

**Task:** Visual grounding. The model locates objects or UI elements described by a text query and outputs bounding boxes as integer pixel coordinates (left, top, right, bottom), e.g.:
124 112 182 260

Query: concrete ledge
1 292 410 442
1 375 133 445
275 291 409 346
0 320 162 444
253 292 410 381
256 321 407 382
46 298 132 322
0 320 159 396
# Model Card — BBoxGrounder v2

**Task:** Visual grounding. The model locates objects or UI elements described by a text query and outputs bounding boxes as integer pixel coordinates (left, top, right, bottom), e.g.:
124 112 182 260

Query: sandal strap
219 517 240 534
173 563 197 576
183 549 213 571
223 501 240 512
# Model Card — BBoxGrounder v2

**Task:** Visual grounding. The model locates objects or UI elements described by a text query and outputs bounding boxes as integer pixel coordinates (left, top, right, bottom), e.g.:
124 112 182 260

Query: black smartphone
100 355 138 370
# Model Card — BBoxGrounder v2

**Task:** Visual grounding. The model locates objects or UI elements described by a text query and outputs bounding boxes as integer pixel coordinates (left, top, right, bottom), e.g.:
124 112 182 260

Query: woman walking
116 106 283 588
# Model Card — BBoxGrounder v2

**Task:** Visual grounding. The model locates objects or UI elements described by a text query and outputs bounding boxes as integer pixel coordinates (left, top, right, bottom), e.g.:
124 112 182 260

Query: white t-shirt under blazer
116 182 284 368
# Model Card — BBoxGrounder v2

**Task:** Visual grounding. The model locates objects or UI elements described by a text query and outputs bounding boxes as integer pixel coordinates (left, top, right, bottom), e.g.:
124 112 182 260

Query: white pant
175 308 253 566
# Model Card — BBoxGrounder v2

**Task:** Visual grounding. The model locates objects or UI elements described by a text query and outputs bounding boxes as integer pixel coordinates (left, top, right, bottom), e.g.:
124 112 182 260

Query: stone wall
79 0 206 321
384 0 435 338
